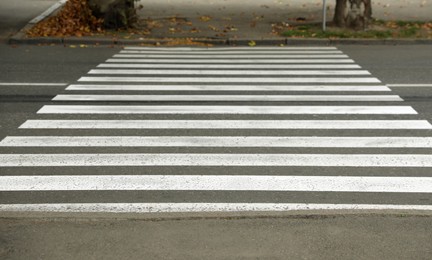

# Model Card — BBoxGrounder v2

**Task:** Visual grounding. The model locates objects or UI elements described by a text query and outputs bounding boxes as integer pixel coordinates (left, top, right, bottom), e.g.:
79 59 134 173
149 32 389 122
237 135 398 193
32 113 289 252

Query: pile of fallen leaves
27 0 103 37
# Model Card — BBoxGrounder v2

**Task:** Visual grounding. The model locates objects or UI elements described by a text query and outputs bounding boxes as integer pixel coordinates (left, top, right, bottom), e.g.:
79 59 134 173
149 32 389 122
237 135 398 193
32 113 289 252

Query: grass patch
279 20 432 39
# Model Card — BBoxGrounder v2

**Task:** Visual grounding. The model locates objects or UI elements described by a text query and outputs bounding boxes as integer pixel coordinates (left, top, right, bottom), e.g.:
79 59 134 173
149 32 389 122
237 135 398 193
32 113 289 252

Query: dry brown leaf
199 16 212 22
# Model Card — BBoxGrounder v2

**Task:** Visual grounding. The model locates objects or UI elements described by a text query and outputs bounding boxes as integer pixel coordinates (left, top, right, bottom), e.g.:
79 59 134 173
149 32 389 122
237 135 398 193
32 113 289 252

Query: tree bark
334 0 348 27
88 0 136 29
333 0 372 29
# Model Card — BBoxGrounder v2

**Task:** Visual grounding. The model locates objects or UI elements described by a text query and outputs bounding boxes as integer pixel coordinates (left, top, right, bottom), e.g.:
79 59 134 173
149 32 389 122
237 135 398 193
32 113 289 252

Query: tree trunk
333 0 372 29
88 0 136 29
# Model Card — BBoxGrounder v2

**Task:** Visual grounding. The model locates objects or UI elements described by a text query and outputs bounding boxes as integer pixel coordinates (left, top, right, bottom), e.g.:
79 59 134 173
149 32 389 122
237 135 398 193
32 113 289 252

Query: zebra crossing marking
1 175 431 193
2 136 432 147
18 120 432 129
37 105 417 114
2 46 431 213
3 203 431 213
52 94 403 102
1 154 432 167
66 84 390 92
113 54 349 59
124 46 339 51
120 50 344 54
97 64 362 69
106 58 356 63
88 69 371 76
78 77 381 83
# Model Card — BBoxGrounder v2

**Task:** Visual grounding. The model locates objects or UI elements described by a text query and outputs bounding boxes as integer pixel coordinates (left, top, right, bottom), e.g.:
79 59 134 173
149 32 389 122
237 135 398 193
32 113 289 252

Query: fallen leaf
199 16 212 22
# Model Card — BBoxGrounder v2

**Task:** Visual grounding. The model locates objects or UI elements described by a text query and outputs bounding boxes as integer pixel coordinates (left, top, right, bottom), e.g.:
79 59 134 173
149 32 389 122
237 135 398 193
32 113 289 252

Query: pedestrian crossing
0 46 431 214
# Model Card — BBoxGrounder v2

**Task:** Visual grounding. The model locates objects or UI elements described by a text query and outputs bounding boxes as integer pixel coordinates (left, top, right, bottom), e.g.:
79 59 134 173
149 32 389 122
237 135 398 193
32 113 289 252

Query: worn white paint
113 54 349 59
52 95 402 102
1 203 431 213
106 59 355 63
19 120 432 130
0 175 431 192
36 105 417 114
88 69 370 76
2 136 432 148
78 77 381 83
65 84 390 92
120 50 343 54
124 47 339 51
1 154 432 167
97 64 362 69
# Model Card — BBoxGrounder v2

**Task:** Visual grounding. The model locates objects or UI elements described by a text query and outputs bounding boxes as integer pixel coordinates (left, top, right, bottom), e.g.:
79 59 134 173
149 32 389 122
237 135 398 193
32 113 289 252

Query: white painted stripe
19 120 432 130
53 95 402 102
388 84 432 88
66 84 391 92
1 154 432 167
37 105 417 115
106 59 355 64
1 203 431 213
78 77 381 83
0 175 431 192
120 50 342 54
88 69 371 76
114 54 349 58
97 64 362 69
0 83 67 86
120 50 344 54
124 47 339 51
3 136 432 148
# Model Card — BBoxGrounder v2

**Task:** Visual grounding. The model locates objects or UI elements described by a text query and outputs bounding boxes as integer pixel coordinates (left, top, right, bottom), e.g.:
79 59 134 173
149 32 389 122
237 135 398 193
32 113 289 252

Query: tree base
334 0 372 30
88 0 137 29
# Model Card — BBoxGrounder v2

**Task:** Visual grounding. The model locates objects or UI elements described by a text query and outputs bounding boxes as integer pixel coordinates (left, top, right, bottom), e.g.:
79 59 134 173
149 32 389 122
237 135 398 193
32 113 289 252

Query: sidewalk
0 0 58 42
6 1 432 47
137 0 432 40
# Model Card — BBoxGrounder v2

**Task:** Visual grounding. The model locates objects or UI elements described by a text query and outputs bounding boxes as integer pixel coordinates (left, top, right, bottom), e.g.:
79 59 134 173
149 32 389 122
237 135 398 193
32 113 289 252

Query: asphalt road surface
1 44 432 211
1 43 432 259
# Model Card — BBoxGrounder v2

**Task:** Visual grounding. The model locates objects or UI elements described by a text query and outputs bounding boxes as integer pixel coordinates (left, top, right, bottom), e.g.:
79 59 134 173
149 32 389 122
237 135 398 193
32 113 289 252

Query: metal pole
322 0 327 31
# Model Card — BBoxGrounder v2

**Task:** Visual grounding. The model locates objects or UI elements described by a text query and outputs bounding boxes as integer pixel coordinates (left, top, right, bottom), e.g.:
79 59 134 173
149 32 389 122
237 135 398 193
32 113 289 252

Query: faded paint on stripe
106 59 355 64
0 175 431 192
1 203 431 213
52 95 402 102
113 54 349 59
19 120 432 130
97 64 362 69
88 69 371 76
78 77 381 83
1 154 432 167
65 84 390 92
2 136 432 147
36 105 417 115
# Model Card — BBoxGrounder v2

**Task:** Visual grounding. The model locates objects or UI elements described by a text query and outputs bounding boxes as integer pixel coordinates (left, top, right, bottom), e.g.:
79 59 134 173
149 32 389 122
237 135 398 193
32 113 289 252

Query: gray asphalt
2 214 432 260
1 44 432 207
1 2 432 259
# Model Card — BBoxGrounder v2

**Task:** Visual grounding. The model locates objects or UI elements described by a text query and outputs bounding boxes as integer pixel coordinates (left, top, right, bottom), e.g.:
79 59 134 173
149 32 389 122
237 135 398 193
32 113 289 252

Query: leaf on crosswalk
199 16 212 22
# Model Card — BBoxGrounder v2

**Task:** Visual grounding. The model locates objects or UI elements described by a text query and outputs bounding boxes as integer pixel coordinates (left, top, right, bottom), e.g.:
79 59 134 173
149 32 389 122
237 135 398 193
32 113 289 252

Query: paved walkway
0 0 57 41
136 0 431 39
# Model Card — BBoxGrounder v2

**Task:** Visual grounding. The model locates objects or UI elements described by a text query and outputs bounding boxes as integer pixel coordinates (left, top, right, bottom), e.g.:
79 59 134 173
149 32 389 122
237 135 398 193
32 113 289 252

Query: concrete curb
10 35 432 46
